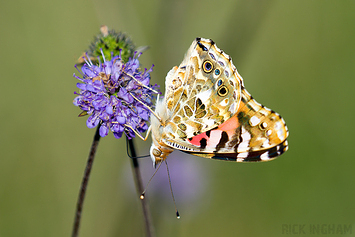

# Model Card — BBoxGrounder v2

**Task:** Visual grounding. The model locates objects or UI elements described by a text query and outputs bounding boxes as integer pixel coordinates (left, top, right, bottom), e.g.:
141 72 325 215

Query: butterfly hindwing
185 88 289 162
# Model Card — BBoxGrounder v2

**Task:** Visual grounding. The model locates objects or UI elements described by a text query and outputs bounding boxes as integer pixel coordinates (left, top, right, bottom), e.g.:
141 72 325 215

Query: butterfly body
150 38 288 165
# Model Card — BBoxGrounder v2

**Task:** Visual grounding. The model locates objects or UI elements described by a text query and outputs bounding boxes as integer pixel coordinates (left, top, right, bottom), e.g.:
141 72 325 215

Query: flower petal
105 105 113 115
86 114 100 128
113 131 123 139
117 87 134 103
99 124 109 137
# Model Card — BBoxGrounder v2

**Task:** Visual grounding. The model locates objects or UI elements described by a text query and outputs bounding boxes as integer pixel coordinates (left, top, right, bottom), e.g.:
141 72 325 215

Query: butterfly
149 38 288 166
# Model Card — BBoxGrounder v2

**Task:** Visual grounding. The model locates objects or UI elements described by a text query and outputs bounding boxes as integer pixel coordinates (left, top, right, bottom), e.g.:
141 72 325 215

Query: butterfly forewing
163 38 242 140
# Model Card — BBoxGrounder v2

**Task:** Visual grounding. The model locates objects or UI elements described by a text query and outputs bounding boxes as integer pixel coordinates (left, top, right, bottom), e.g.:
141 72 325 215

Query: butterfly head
150 142 173 167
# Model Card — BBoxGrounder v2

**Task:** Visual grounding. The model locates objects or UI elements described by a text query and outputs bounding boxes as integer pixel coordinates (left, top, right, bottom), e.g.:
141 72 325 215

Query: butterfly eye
214 69 220 76
218 86 228 97
152 148 162 157
203 60 213 73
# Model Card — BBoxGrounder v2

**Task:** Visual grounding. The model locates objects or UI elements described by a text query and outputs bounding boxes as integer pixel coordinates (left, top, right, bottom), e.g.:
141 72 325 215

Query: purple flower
73 51 159 139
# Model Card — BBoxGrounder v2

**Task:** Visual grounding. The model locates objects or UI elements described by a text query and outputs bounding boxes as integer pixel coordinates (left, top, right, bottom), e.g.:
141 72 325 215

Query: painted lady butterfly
149 38 288 166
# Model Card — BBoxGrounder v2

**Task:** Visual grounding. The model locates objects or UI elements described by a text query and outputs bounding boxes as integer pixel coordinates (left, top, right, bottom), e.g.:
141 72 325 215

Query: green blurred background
1 0 354 236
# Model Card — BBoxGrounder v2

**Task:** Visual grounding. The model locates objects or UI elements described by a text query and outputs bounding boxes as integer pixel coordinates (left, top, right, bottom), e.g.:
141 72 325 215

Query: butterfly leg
128 92 162 122
124 72 160 94
124 124 151 141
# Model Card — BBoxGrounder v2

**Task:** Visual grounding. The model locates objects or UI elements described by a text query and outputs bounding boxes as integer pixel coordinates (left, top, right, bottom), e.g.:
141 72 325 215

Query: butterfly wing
184 88 289 161
151 38 288 164
163 38 243 140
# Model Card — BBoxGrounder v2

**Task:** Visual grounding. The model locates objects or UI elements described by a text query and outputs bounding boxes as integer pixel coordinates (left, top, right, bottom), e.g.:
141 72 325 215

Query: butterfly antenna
140 161 164 200
125 138 150 159
165 160 181 219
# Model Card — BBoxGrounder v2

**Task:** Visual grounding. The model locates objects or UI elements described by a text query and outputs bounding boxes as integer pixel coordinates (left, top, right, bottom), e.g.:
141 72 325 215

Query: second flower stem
127 138 155 237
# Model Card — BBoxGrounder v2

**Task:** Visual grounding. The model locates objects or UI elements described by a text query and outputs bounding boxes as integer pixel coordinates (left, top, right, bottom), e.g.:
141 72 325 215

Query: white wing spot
286 126 289 137
254 100 262 107
197 89 212 104
263 106 272 113
238 128 251 151
259 109 269 116
248 101 260 111
262 139 270 148
237 153 248 158
260 152 270 161
219 98 229 107
262 122 268 128
203 119 215 128
241 128 251 140
275 121 285 141
250 116 260 126
229 101 236 113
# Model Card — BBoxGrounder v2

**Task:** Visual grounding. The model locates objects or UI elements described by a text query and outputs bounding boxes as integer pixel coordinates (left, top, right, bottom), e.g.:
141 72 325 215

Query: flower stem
127 137 155 237
72 125 101 237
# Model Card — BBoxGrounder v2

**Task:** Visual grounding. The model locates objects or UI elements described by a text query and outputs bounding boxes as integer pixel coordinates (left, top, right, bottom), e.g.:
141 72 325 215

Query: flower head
88 25 135 63
73 50 159 139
